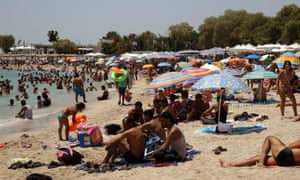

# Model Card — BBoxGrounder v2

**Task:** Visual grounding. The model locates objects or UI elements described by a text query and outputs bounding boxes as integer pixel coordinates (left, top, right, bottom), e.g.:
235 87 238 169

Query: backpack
56 146 84 165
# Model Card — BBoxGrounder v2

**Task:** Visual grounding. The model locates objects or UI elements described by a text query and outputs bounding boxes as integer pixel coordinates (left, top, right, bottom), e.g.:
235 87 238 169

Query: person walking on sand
276 61 298 120
220 135 300 167
73 72 87 103
57 102 86 141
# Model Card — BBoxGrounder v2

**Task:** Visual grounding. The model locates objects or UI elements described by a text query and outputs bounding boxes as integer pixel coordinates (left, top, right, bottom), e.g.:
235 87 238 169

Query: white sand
1 72 300 180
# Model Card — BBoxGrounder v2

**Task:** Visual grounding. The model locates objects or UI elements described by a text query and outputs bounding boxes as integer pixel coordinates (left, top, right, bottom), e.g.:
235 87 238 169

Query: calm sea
0 68 107 136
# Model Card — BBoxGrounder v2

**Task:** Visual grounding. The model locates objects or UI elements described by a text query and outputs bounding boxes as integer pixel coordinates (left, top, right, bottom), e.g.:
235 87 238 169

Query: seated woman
201 95 228 124
152 112 186 163
220 135 300 167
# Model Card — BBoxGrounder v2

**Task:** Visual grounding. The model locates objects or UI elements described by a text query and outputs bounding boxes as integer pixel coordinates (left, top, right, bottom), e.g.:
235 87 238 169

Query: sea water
0 69 107 136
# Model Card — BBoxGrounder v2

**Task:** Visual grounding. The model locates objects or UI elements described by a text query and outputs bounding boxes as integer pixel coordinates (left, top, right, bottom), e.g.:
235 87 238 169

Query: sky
1 0 300 45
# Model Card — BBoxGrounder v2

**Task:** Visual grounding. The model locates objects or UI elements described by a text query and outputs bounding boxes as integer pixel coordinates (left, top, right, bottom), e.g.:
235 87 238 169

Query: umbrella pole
218 93 222 124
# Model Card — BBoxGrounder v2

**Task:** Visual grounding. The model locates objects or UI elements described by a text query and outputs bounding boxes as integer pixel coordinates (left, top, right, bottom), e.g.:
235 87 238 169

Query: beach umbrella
245 54 261 60
147 72 194 89
221 68 244 76
280 52 298 58
273 56 300 65
143 64 154 69
157 62 172 67
191 73 252 93
181 68 217 78
175 61 192 68
227 58 246 65
242 69 278 80
200 64 221 72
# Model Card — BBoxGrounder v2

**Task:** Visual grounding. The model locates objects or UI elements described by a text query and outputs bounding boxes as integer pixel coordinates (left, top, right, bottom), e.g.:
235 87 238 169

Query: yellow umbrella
274 56 300 64
143 64 154 69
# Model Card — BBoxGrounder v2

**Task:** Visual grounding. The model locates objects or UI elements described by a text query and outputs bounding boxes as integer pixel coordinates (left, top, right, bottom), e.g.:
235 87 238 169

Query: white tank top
170 125 186 159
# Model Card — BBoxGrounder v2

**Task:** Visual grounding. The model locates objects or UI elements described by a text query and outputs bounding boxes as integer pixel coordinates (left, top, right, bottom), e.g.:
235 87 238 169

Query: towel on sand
194 124 266 134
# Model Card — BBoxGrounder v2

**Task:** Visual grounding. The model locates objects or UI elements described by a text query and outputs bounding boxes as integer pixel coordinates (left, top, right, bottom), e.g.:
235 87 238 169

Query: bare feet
219 159 231 168
292 115 300 122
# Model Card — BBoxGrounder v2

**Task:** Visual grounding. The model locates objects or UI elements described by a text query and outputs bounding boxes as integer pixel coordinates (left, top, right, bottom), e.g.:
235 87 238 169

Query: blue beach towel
194 124 266 134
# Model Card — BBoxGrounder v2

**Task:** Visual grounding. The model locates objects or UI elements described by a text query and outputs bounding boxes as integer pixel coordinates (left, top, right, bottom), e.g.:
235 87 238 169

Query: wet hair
195 93 202 100
283 61 291 69
21 99 26 106
76 102 86 110
143 109 154 119
160 111 177 125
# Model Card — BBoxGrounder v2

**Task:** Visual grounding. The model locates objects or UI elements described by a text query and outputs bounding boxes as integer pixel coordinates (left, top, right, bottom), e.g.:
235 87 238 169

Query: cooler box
77 131 101 148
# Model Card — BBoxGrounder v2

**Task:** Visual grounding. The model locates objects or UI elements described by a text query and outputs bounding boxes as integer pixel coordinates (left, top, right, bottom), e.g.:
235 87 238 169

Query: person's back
125 127 146 159
140 117 166 141
24 104 33 119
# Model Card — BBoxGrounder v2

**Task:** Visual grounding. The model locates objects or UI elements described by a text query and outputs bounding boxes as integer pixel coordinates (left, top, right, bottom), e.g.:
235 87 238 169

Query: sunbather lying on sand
220 135 300 167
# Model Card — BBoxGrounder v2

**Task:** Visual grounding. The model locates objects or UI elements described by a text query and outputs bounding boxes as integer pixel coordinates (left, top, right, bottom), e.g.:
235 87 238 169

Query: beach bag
216 122 233 133
144 133 164 160
56 146 84 165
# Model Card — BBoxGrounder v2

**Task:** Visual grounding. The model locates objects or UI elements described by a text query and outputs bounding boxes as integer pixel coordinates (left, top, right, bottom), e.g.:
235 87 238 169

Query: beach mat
128 150 201 168
194 124 266 134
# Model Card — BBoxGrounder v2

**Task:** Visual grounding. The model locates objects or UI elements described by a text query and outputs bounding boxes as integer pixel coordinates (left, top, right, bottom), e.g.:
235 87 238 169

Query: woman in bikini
220 135 300 167
276 61 298 120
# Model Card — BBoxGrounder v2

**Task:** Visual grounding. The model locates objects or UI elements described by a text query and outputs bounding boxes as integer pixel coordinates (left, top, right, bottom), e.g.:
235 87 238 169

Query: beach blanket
125 150 201 169
229 98 279 107
194 124 266 134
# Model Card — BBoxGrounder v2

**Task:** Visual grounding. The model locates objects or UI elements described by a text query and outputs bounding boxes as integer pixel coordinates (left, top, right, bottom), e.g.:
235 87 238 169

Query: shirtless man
101 116 146 164
73 72 87 103
220 135 300 167
97 85 109 100
276 60 298 120
57 102 86 141
139 109 166 141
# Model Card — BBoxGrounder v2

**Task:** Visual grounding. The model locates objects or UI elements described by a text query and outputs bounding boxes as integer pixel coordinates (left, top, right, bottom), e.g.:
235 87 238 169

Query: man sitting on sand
101 116 146 164
139 109 166 141
15 99 33 120
97 85 109 101
220 135 300 167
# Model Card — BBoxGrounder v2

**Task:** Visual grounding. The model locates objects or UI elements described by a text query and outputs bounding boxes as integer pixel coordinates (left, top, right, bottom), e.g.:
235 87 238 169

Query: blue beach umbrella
245 54 261 60
157 62 172 67
192 73 252 93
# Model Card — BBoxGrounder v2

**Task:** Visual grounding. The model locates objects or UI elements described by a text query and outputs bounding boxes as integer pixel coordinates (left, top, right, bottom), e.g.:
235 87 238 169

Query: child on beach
57 102 86 141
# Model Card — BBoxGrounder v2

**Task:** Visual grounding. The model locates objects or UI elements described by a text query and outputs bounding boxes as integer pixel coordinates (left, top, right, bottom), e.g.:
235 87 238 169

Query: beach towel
194 124 266 134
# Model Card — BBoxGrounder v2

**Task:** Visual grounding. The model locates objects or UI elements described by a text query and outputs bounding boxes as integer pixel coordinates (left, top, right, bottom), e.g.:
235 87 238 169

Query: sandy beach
1 69 300 180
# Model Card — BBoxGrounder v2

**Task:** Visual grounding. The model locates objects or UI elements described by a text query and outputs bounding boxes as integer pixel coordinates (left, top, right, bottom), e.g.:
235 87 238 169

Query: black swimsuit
275 147 296 166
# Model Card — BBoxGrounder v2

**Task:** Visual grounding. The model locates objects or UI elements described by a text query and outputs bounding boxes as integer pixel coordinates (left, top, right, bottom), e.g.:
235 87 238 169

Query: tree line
0 4 299 54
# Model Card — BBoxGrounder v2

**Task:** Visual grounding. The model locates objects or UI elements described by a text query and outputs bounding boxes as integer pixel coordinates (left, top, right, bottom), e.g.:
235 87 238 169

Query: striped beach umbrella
273 56 300 65
147 72 193 89
181 68 217 78
243 69 278 80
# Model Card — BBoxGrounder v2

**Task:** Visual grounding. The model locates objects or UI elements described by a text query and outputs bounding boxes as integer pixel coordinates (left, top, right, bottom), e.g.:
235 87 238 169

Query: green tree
47 30 59 43
53 39 77 54
136 31 157 51
168 22 195 50
101 31 121 55
198 17 218 49
0 35 15 53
